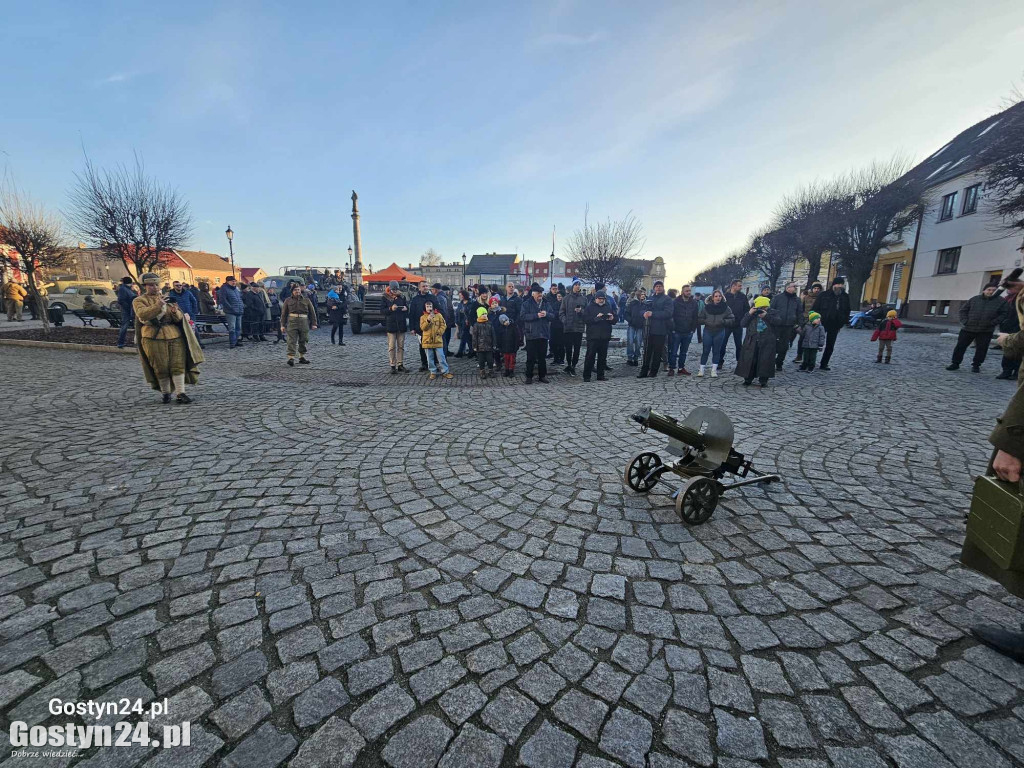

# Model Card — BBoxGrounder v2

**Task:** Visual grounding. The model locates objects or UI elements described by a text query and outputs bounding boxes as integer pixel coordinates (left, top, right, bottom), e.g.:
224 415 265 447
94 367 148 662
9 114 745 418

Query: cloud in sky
533 30 607 47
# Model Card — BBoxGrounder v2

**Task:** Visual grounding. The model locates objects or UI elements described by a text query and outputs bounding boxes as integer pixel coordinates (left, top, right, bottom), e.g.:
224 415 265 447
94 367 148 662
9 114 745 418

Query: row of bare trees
693 156 925 304
0 157 193 333
696 97 1024 304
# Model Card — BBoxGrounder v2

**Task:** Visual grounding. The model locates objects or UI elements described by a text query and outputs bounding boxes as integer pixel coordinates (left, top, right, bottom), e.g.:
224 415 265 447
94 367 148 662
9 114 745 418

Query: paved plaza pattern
2 328 1024 768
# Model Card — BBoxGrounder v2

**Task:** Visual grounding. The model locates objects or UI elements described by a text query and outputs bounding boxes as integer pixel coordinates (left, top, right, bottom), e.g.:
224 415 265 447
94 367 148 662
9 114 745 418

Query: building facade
408 262 465 287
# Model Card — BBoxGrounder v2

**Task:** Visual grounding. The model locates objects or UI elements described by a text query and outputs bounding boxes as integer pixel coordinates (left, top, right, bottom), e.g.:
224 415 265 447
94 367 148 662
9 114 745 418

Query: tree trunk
804 252 822 286
25 272 50 335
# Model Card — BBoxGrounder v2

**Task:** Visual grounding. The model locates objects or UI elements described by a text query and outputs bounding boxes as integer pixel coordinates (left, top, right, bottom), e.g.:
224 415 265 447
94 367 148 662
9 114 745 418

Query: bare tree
825 156 925 305
65 154 193 283
774 180 843 286
613 264 645 295
563 207 645 286
984 102 1024 234
420 248 442 267
692 252 747 289
0 180 70 334
742 229 796 293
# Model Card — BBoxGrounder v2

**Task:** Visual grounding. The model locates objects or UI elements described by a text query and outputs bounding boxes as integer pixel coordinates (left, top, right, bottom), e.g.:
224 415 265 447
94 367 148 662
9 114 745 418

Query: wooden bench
71 308 121 327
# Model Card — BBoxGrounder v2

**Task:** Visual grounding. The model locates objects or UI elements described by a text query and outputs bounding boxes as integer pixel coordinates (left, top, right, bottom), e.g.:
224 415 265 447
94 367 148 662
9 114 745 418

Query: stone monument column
351 191 364 285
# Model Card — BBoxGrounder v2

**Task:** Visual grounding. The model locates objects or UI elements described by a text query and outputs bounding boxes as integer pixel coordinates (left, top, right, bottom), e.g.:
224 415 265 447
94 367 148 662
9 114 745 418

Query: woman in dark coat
735 297 778 387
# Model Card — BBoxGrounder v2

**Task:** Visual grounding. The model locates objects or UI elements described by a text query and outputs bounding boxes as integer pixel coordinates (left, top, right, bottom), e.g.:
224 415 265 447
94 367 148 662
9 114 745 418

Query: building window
926 301 937 315
939 192 957 221
936 247 961 275
962 184 980 215
939 300 951 316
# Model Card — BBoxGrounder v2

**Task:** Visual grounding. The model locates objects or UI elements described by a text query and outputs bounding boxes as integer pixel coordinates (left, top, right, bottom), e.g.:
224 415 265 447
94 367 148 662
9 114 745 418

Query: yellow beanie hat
753 296 770 309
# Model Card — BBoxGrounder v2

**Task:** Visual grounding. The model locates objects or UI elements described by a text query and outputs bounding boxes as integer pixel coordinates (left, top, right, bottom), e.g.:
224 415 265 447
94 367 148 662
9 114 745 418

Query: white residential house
902 102 1024 322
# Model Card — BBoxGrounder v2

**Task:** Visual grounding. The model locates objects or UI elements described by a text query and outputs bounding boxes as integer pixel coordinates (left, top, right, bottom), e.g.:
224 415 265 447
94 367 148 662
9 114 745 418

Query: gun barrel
632 407 707 450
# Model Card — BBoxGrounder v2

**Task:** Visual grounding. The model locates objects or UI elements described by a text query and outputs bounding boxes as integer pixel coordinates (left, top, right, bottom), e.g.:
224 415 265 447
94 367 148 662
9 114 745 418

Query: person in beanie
488 294 505 371
499 313 521 377
471 304 495 377
544 284 565 365
219 274 245 347
870 309 902 364
521 283 551 383
559 278 586 376
582 290 616 382
132 272 203 403
769 281 801 370
723 280 750 362
735 296 778 388
327 296 347 346
793 282 822 364
280 284 318 366
811 277 851 370
638 280 673 378
419 300 453 379
946 281 1008 373
624 289 646 366
383 280 408 373
799 312 826 371
668 285 698 376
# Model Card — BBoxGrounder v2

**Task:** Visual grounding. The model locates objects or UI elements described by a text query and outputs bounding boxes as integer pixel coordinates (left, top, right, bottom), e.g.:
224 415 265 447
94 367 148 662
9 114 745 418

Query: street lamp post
225 226 236 278
462 253 466 287
348 246 353 283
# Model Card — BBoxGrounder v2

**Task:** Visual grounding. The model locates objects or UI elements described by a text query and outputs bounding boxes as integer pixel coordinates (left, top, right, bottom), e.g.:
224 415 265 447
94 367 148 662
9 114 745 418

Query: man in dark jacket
559 279 587 376
638 281 673 378
769 281 802 370
383 280 408 372
409 282 435 370
502 282 522 325
668 285 698 376
793 282 822 363
947 283 1008 373
218 275 246 348
582 290 615 382
543 285 564 365
168 280 199 319
115 277 137 348
723 280 749 363
431 283 453 355
625 289 646 365
521 283 551 383
812 277 851 370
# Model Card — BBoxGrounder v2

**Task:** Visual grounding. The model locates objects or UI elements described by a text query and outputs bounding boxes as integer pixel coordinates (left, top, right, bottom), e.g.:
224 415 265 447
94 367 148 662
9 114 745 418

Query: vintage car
46 281 119 312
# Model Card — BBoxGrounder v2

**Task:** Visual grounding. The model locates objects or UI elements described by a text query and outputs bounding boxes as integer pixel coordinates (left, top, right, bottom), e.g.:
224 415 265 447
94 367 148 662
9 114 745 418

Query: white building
903 102 1024 322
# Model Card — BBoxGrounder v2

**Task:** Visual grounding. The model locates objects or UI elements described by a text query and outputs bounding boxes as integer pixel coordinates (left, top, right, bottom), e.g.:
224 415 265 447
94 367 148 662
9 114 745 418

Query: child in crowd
799 311 826 371
471 306 495 377
420 301 453 379
871 309 902 364
489 295 504 371
499 314 521 377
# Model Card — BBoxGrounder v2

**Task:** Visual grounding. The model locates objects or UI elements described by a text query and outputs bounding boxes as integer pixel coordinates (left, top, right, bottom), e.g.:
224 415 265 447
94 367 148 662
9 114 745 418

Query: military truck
348 278 416 334
264 267 343 324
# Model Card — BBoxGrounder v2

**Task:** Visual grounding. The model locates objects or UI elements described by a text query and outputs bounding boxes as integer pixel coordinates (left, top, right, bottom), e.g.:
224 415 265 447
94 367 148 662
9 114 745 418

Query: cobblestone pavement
2 327 1024 768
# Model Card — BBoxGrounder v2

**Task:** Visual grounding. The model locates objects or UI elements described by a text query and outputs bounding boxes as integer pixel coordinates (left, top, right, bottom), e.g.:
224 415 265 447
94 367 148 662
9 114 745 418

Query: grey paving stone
714 708 768 761
293 676 350 728
516 662 566 705
709 667 755 713
212 649 269 698
622 674 672 717
840 685 904 730
482 686 539 745
438 682 487 725
409 656 467 703
347 655 395 696
582 662 631 703
210 685 273 739
267 661 319 704
662 709 712 767
599 706 652 768
909 711 1011 768
519 720 578 768
351 683 417 741
552 689 609 741
221 722 297 768
860 663 933 711
438 724 506 768
758 699 817 748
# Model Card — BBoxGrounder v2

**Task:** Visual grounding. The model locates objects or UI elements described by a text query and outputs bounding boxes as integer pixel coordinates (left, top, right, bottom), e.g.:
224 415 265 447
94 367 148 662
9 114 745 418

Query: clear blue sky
2 1 1022 285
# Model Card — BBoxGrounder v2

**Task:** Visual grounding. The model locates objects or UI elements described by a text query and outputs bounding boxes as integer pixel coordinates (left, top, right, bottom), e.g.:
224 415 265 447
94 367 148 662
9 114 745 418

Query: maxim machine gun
624 406 781 525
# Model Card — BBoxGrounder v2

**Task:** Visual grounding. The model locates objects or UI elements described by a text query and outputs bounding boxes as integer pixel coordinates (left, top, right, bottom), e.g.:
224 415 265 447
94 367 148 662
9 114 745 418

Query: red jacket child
871 310 902 363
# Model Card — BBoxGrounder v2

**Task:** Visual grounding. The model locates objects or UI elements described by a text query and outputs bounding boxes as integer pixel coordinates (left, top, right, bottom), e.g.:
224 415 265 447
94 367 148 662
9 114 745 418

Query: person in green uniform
280 283 317 366
133 272 203 403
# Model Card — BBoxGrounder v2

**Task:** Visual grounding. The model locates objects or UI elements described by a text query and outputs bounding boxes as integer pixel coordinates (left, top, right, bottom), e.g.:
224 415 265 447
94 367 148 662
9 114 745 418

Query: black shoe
596 375 607 381
258 335 267 341
603 365 614 371
946 364 959 371
743 379 752 386
972 625 1024 663
274 339 281 344
176 393 193 404
775 364 783 371
398 365 407 372
972 366 981 373
288 359 295 366
299 358 311 365
538 377 549 384
455 353 464 358
583 377 591 382
235 341 244 347
391 366 397 374
525 377 533 385
997 372 1013 379
339 342 345 346
419 365 428 372
162 393 171 404
637 372 648 379
819 365 830 371
567 368 577 377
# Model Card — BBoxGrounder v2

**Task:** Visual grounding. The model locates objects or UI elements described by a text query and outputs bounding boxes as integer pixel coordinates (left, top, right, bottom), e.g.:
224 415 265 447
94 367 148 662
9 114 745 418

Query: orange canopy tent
361 263 425 284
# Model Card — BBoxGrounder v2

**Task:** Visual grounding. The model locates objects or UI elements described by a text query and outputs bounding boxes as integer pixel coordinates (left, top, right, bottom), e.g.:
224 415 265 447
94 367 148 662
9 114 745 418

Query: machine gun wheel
676 476 720 525
624 452 663 493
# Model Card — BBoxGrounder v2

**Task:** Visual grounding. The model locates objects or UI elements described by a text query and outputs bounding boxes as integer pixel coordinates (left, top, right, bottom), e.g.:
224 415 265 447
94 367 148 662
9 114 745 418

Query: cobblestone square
3 327 1024 767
